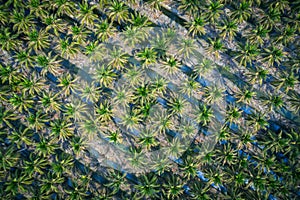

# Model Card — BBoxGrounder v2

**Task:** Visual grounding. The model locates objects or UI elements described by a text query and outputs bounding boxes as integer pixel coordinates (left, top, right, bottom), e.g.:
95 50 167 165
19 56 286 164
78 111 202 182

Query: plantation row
0 0 299 200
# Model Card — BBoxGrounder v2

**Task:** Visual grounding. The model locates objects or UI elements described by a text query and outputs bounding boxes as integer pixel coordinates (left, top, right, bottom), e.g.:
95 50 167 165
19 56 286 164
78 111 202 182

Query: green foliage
0 0 299 199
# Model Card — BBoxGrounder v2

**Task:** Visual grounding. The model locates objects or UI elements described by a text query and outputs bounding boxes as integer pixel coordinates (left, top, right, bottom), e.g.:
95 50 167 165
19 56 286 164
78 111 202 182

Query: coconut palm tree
77 3 96 28
78 81 100 103
186 15 207 37
245 168 269 195
8 127 33 148
9 93 34 113
230 0 252 23
167 138 187 160
178 119 198 139
121 109 142 131
58 73 78 96
178 0 202 15
225 105 242 124
270 179 290 200
138 129 158 150
0 5 8 26
227 168 247 191
113 86 134 107
203 84 225 105
215 143 238 166
65 179 90 199
195 104 214 126
151 77 168 96
288 10 300 32
35 135 58 157
105 169 127 193
135 174 160 199
167 94 188 116
261 130 292 155
137 47 157 67
247 111 268 131
133 83 155 105
129 11 152 28
84 40 99 55
50 119 74 141
55 37 79 59
137 101 155 119
288 91 300 113
107 0 129 24
10 9 35 33
0 28 21 51
258 7 281 30
0 106 18 128
77 118 99 140
246 67 269 85
4 169 33 197
150 154 173 175
199 147 215 165
107 47 129 70
36 52 62 76
105 130 123 144
160 55 181 75
261 45 286 66
63 100 87 121
233 128 255 150
128 146 146 170
192 58 215 78
93 65 117 88
162 174 184 199
177 38 197 60
26 110 48 131
14 50 35 69
217 124 231 141
285 52 300 73
275 24 297 46
179 156 200 179
50 0 76 17
39 91 61 113
261 93 284 112
245 24 270 47
152 110 174 134
0 146 19 172
146 0 165 10
151 33 169 59
51 153 74 177
0 85 10 103
180 78 201 97
203 165 224 186
189 180 211 200
206 37 225 59
4 0 25 8
205 0 224 25
23 152 48 176
40 172 64 195
68 24 90 45
235 88 256 104
235 41 259 67
123 65 144 87
253 151 278 173
273 72 298 92
217 18 238 41
95 100 113 123
269 0 290 13
25 29 50 53
122 26 145 47
163 28 177 43
43 14 68 36
26 0 48 18
94 19 116 42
